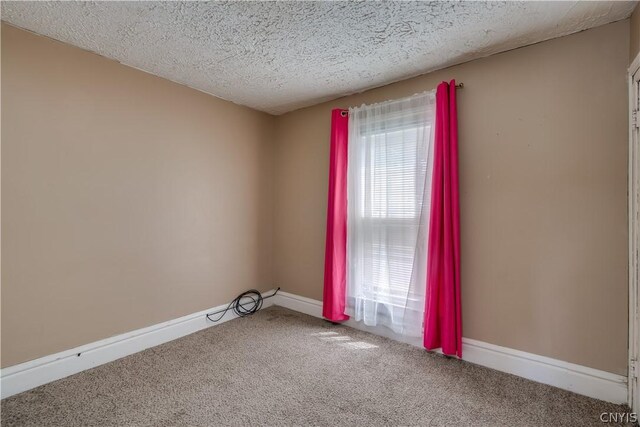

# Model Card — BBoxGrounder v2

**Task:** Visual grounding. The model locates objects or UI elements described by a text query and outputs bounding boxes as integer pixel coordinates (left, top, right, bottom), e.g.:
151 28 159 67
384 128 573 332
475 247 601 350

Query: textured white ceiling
1 1 636 115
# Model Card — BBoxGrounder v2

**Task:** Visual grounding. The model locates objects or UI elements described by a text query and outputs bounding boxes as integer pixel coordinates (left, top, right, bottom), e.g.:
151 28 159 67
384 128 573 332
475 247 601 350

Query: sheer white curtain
345 91 436 340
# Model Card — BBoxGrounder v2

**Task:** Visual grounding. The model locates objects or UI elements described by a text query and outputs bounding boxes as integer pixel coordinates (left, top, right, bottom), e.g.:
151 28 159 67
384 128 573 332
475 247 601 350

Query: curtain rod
340 82 463 117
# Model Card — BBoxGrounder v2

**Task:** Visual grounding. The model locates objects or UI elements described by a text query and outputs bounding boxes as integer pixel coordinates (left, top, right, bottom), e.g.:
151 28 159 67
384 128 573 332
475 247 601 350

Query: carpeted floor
1 306 634 426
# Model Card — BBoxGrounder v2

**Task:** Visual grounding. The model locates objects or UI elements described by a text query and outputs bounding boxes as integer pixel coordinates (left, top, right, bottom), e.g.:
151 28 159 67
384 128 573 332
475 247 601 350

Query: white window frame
628 52 640 413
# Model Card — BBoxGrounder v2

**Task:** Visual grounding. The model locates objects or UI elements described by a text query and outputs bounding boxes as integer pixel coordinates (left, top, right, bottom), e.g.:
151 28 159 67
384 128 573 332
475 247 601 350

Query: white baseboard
273 291 628 404
1 289 627 405
0 291 276 399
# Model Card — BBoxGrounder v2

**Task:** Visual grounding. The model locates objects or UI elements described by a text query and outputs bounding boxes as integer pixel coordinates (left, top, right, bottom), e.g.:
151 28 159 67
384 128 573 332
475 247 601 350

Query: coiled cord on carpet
205 288 280 322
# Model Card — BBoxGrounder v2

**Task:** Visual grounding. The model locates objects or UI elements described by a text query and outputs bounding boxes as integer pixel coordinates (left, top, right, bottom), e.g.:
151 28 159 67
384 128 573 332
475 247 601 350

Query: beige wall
1 24 275 367
1 19 631 375
632 5 640 63
273 20 630 375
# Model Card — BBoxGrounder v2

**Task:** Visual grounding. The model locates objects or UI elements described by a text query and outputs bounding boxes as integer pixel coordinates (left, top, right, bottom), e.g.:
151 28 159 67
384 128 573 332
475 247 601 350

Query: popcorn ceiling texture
1 1 636 114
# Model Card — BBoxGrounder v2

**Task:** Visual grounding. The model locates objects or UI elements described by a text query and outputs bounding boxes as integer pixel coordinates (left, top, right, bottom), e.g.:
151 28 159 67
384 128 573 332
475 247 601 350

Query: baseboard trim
1 290 626 404
273 291 628 404
0 291 276 399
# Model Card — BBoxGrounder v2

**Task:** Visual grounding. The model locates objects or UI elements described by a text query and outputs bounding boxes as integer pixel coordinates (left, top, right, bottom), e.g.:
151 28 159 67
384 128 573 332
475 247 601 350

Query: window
361 127 425 219
345 92 436 340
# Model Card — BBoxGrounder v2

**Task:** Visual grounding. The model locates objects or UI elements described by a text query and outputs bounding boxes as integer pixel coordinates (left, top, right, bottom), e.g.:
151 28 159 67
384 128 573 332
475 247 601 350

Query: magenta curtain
423 80 462 357
322 109 350 322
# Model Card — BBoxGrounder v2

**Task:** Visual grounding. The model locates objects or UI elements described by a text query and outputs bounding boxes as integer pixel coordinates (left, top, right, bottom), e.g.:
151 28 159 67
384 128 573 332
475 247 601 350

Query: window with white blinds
361 127 427 219
346 91 436 339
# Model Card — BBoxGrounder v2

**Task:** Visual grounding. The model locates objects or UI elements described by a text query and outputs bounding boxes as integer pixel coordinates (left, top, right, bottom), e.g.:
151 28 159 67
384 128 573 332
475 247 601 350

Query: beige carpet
1 306 633 426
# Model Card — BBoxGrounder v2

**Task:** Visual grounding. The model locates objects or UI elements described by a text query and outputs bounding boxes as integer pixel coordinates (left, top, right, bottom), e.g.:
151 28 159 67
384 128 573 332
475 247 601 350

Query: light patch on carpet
340 341 379 349
0 306 633 426
320 335 352 342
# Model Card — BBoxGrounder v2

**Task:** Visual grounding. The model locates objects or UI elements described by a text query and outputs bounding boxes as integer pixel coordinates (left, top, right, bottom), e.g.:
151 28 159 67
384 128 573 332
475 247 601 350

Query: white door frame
628 53 640 413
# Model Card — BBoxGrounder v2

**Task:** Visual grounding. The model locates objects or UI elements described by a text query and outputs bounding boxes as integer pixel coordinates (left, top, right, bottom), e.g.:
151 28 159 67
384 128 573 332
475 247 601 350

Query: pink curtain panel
322 109 350 322
423 80 462 357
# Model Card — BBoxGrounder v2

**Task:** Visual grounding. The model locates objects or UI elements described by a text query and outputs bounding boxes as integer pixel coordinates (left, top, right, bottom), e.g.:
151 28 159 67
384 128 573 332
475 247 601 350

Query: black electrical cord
205 288 280 322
